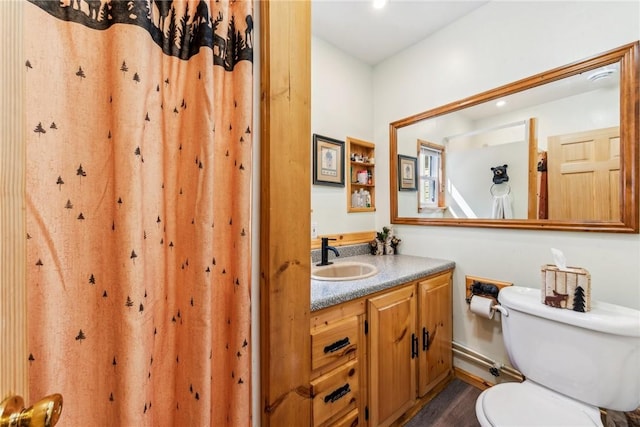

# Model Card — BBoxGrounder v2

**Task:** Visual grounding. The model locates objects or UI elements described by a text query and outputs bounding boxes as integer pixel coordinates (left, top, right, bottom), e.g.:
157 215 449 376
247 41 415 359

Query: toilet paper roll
470 295 495 319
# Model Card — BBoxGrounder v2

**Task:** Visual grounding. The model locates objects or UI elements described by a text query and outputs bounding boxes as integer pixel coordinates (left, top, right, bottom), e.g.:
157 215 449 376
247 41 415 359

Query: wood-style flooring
404 379 481 427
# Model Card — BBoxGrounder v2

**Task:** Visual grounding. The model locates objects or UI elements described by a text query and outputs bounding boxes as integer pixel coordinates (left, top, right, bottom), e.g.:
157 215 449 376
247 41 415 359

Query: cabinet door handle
324 337 350 354
324 383 351 404
423 327 430 351
411 333 418 359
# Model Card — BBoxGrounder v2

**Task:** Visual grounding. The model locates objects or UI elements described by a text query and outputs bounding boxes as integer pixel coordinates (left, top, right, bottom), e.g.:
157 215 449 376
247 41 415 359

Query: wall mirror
390 42 639 233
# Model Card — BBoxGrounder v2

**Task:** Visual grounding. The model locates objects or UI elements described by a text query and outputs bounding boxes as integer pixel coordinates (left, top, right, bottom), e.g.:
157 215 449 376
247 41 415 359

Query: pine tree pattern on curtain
24 1 252 425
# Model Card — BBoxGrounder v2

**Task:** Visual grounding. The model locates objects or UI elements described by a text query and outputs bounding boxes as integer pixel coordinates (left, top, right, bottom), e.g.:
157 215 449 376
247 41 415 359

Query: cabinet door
368 285 416 427
417 271 452 397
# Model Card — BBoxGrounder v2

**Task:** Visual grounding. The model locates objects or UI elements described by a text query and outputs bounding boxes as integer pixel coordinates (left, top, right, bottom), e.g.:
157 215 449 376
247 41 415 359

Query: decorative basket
541 264 591 312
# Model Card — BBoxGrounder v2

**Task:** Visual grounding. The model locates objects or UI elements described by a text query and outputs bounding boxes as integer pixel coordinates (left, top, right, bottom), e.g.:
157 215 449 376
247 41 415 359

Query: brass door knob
0 393 62 427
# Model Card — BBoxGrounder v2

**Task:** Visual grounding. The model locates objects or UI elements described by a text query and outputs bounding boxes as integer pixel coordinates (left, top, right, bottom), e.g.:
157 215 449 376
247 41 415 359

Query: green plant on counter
376 226 391 243
370 226 401 255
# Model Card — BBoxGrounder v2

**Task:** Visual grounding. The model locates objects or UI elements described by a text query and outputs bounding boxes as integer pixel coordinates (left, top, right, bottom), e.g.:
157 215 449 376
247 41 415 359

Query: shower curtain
24 1 253 425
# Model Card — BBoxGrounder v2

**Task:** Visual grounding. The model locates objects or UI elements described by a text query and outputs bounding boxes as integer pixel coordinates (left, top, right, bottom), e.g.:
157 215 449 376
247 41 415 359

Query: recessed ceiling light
496 100 507 108
587 68 615 82
373 0 387 9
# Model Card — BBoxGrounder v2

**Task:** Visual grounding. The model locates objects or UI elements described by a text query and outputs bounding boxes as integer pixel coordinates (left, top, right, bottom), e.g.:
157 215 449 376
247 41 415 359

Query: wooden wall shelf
346 137 376 213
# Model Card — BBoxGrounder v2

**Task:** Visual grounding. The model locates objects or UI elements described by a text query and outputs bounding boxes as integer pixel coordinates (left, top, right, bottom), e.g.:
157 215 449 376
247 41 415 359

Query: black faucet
317 237 340 266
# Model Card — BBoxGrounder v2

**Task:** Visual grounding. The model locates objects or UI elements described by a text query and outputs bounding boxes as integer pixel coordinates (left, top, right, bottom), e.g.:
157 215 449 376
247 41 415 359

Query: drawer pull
324 337 350 354
324 383 350 404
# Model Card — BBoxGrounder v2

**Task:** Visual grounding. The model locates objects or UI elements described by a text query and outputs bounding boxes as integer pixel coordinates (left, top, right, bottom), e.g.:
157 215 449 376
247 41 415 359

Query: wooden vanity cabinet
368 271 453 426
368 284 417 427
310 269 453 427
310 300 367 426
417 271 453 397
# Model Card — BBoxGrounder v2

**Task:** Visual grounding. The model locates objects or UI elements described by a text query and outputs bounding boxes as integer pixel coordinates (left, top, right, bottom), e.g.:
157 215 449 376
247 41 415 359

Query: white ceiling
311 1 620 119
312 0 489 65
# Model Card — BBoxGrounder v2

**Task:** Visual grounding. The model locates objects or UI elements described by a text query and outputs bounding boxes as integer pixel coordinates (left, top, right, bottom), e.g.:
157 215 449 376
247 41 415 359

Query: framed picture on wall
313 134 345 187
398 154 417 191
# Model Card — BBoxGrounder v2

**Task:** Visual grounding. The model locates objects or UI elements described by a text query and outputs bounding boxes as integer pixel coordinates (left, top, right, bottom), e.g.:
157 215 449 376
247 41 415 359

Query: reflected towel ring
490 183 511 196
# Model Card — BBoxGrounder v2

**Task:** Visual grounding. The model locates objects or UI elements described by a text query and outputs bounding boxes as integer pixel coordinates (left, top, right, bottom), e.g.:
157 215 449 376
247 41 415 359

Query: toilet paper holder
466 281 499 302
466 279 509 317
465 276 513 302
490 300 508 317
469 294 509 317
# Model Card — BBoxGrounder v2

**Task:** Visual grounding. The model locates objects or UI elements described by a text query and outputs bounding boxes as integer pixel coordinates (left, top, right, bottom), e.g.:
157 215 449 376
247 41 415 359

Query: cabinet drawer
311 360 359 427
311 316 359 371
332 408 359 427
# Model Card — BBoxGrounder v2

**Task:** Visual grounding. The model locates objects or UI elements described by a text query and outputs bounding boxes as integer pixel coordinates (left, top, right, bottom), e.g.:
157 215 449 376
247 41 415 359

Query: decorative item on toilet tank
541 265 591 312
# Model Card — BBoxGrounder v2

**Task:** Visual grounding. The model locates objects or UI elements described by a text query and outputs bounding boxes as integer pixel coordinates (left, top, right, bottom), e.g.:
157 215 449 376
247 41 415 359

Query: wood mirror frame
390 42 639 233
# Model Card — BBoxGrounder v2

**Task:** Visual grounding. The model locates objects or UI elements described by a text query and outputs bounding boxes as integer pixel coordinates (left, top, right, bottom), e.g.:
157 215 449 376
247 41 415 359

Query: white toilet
475 286 640 426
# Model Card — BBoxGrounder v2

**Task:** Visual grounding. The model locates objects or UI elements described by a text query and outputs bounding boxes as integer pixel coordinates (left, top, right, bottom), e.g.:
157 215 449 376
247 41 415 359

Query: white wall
372 1 640 383
447 141 528 218
311 36 376 236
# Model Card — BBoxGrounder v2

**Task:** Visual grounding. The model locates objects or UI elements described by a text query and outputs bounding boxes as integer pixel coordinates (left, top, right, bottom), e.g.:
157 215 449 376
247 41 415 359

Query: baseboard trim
454 367 494 391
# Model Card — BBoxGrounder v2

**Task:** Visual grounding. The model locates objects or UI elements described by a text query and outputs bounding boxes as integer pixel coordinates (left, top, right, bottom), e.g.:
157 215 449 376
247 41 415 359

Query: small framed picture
313 134 345 187
398 154 417 191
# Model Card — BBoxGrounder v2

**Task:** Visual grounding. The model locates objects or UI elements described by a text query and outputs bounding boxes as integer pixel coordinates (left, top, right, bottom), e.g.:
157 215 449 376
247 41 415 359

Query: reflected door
548 127 620 221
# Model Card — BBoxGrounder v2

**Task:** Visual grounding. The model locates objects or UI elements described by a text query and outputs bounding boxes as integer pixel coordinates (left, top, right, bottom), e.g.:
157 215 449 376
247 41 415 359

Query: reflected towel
492 194 513 219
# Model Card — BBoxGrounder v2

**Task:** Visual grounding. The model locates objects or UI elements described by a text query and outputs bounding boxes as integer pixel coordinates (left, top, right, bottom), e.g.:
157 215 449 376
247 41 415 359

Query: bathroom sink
311 261 378 281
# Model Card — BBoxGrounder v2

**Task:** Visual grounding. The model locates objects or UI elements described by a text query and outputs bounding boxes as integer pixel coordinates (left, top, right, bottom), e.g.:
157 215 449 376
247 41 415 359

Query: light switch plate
311 222 318 239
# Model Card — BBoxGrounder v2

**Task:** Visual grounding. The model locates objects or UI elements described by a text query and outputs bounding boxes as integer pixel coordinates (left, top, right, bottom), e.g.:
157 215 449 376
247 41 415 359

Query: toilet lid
482 382 600 426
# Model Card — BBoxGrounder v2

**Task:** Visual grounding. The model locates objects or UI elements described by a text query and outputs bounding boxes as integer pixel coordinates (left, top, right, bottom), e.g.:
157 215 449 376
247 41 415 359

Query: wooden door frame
1 0 28 401
259 1 312 426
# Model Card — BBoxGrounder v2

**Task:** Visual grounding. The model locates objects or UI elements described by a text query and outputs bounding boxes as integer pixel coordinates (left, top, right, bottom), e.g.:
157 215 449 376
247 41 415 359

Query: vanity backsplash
311 243 371 264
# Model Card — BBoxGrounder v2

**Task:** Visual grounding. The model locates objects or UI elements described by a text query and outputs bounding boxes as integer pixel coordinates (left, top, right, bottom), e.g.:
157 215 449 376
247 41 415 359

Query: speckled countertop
311 254 455 311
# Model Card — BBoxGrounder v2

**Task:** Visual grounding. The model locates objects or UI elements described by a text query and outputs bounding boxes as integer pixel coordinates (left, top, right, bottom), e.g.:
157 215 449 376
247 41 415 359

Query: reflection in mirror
417 140 445 212
399 118 533 219
391 42 639 232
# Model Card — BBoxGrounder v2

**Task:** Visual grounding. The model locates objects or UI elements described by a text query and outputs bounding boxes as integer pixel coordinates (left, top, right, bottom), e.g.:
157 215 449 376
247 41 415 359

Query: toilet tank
498 286 640 411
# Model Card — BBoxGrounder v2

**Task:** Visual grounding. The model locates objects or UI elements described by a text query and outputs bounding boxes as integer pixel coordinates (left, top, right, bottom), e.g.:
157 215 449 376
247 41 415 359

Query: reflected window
418 140 445 211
